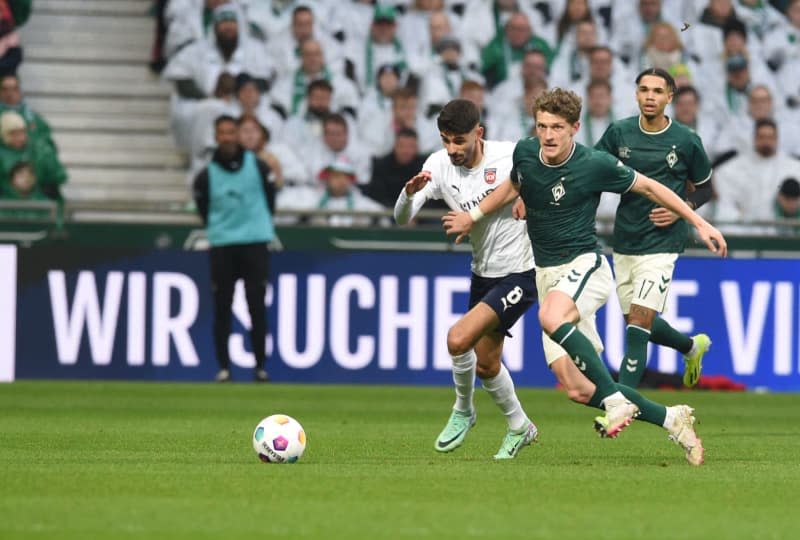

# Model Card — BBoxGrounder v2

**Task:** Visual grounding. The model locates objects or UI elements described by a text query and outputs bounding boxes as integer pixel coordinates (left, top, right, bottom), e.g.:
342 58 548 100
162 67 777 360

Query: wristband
469 206 485 222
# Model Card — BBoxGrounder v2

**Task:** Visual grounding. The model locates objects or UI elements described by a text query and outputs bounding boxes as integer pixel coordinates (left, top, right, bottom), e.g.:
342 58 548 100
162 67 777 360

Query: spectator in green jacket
480 11 553 89
0 75 56 151
0 111 67 201
0 162 55 220
3 161 45 199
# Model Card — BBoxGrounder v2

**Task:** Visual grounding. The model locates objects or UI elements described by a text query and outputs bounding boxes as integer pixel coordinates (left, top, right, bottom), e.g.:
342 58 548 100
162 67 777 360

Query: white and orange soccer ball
252 414 306 463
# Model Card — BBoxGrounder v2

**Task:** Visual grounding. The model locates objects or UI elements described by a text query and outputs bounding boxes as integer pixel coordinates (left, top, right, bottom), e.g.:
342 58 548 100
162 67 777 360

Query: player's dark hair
437 99 481 135
532 88 582 124
636 67 676 92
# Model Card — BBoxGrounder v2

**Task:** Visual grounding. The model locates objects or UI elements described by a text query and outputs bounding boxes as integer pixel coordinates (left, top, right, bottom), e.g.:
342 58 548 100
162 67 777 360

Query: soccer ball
252 414 306 463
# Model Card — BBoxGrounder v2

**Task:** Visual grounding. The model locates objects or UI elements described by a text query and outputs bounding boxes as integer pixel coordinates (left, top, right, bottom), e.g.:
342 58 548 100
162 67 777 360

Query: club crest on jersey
666 147 678 168
484 168 497 184
551 181 566 202
618 146 631 158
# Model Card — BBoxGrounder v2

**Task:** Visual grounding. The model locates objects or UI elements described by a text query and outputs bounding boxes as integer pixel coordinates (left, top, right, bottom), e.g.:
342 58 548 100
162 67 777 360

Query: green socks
587 385 667 426
650 316 693 354
551 322 618 398
619 325 651 386
616 384 667 425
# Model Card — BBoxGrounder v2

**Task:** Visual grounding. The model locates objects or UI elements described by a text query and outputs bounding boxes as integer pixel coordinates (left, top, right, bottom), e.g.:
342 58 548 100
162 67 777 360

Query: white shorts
536 252 613 365
613 252 678 314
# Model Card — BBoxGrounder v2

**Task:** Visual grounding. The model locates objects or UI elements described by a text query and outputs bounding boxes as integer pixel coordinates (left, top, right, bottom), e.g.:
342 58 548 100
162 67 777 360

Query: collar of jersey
638 115 672 135
538 141 576 168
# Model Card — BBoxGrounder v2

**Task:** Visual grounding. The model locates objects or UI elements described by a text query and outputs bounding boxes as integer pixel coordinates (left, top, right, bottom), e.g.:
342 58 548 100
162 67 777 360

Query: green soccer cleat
434 409 476 452
683 334 711 387
493 422 538 460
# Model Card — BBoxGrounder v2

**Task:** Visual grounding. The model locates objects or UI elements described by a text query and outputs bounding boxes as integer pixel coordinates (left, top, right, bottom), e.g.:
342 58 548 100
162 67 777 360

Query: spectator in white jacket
714 118 800 232
163 4 273 149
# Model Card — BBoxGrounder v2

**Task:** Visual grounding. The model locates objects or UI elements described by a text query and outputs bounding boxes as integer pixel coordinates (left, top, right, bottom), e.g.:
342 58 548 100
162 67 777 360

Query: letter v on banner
0 245 17 382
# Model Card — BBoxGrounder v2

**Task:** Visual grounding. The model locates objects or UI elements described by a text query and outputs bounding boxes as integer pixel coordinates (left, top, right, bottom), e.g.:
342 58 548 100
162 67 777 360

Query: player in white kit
394 99 538 460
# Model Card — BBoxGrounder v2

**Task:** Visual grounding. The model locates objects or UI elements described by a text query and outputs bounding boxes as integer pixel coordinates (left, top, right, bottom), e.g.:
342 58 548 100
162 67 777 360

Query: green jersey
511 137 637 267
595 116 712 254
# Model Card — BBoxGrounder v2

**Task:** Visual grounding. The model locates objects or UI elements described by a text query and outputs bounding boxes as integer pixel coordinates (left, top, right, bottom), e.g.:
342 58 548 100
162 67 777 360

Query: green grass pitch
1 381 798 540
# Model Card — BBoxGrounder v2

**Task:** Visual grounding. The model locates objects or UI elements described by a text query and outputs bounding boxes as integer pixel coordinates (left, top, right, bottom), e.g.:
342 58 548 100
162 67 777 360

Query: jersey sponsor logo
516 170 523 184
484 168 497 184
459 188 496 211
551 181 566 203
666 147 678 168
451 184 460 193
618 146 631 158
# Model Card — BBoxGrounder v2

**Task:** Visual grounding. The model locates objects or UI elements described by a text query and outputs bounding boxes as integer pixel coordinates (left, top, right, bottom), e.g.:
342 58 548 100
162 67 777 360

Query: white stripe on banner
0 244 16 382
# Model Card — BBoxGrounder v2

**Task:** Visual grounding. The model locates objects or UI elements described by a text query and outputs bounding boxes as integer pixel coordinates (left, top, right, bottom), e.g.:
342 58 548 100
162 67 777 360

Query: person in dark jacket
192 114 276 382
364 127 426 208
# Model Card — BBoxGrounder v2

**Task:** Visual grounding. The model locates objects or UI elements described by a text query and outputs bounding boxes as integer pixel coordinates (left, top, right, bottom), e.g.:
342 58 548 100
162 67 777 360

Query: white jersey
394 140 535 278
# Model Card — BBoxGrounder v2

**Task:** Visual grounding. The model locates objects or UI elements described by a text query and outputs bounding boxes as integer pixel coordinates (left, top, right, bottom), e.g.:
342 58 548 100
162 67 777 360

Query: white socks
663 406 677 430
686 336 699 358
600 391 628 409
481 364 529 431
451 350 476 413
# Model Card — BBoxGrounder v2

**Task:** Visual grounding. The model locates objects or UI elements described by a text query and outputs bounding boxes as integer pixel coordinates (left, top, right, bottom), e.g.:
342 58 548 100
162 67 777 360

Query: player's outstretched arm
442 178 520 244
394 171 432 225
631 173 727 257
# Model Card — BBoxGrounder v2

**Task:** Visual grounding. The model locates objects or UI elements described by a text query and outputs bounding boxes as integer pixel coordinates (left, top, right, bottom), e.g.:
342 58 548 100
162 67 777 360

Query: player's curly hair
532 88 582 125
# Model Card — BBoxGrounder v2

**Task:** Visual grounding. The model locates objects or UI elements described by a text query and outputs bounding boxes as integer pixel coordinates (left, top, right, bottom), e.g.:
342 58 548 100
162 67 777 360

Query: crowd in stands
152 0 800 233
0 0 67 210
5 0 798 235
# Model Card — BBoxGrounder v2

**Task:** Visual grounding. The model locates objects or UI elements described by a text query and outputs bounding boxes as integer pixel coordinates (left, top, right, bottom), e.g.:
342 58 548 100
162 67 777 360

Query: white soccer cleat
594 399 639 438
667 405 704 466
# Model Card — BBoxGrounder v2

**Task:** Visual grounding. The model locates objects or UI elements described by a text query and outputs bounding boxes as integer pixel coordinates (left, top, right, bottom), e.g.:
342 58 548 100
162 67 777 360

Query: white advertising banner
0 244 16 382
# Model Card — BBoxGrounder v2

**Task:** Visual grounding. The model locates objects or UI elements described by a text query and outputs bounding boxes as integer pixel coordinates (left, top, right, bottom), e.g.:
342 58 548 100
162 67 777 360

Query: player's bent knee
476 362 500 379
446 327 474 356
538 311 563 335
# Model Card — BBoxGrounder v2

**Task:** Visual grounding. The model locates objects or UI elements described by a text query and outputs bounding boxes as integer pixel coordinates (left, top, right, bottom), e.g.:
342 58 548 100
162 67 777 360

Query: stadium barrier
2 242 800 391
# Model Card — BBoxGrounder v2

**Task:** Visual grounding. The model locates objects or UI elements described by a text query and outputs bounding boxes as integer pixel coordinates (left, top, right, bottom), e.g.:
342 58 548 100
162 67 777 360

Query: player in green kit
595 68 713 388
443 88 727 465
